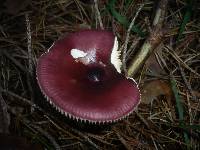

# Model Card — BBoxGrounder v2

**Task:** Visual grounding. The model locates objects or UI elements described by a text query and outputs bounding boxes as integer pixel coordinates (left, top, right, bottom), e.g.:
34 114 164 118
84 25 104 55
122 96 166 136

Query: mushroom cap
37 30 140 123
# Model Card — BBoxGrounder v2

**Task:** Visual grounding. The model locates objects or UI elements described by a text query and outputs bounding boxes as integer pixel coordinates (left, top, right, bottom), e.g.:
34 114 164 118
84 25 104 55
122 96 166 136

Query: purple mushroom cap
36 30 140 123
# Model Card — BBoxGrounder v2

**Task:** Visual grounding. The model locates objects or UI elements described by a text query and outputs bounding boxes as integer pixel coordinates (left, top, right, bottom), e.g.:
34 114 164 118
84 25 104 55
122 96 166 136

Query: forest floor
0 0 200 149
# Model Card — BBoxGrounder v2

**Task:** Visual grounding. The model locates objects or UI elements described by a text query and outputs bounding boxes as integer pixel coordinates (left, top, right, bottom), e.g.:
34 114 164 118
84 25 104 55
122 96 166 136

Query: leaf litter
0 0 200 149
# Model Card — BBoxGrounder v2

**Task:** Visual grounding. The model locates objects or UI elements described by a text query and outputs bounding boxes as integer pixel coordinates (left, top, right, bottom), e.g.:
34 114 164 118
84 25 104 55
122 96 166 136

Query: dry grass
0 0 200 149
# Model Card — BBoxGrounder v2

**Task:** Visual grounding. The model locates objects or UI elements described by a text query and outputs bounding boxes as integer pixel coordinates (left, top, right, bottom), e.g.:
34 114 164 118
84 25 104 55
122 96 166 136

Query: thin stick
165 46 200 77
70 128 100 150
2 89 44 114
31 124 61 150
25 14 36 109
2 50 27 73
94 0 104 30
115 131 132 150
126 37 141 61
0 86 10 134
45 115 100 149
45 115 81 141
25 14 33 75
178 64 196 101
123 4 144 74
135 110 150 129
151 135 159 150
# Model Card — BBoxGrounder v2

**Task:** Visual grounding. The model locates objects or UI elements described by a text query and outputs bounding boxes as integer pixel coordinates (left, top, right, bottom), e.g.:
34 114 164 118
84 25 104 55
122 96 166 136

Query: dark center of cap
87 67 105 83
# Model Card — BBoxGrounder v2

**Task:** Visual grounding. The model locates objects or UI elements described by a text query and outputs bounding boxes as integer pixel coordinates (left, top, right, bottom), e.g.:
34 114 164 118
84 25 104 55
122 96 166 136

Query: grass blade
107 0 145 37
170 75 190 148
177 0 193 40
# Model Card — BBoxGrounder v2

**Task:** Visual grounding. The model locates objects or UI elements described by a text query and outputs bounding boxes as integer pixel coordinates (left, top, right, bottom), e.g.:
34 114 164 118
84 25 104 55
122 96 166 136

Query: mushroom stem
127 0 168 77
127 28 164 77
152 0 168 27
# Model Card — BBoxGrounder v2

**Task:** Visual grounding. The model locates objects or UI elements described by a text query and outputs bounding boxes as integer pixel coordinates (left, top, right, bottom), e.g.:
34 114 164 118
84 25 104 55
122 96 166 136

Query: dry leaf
145 43 166 75
141 80 172 105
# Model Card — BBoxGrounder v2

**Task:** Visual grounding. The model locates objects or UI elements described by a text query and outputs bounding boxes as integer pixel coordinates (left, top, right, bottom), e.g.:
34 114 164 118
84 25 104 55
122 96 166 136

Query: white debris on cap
70 49 87 59
70 48 97 65
111 37 122 73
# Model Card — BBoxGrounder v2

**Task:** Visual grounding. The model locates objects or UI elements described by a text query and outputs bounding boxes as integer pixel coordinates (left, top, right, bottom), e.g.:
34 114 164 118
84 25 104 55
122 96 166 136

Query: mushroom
36 30 140 123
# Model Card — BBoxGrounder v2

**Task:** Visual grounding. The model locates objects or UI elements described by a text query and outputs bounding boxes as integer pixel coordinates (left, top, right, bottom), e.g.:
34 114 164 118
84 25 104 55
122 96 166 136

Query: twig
31 124 61 150
135 110 150 129
94 0 104 30
2 89 44 114
115 130 132 150
45 115 100 149
2 50 27 73
3 89 99 149
165 46 200 77
151 135 159 150
60 142 81 148
186 93 192 124
178 61 200 122
25 14 36 110
44 115 81 141
130 125 188 146
122 4 144 74
179 64 196 123
70 128 101 150
25 14 33 75
126 37 141 58
87 133 114 146
0 86 10 134
178 64 196 101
